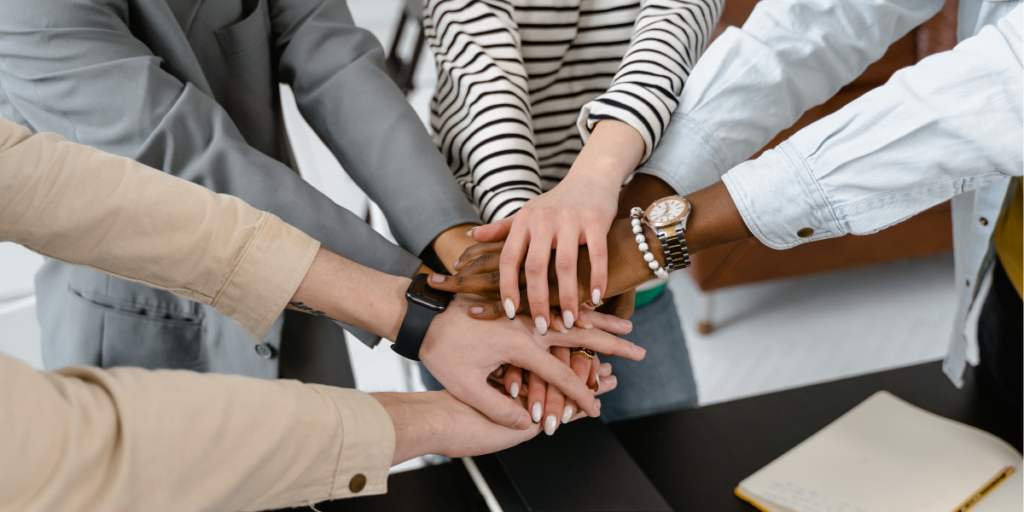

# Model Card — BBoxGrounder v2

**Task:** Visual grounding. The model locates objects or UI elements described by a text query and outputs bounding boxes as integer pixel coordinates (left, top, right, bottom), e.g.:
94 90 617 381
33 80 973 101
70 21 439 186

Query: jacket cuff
212 213 320 341
319 387 395 500
633 112 731 196
722 142 844 250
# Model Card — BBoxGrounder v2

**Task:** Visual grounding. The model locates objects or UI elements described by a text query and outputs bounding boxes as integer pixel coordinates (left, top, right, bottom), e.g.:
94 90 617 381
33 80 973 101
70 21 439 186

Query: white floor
0 0 962 455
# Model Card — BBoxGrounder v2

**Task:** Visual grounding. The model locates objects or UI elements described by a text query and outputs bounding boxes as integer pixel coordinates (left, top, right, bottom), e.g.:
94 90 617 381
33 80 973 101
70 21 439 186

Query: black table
315 361 1021 511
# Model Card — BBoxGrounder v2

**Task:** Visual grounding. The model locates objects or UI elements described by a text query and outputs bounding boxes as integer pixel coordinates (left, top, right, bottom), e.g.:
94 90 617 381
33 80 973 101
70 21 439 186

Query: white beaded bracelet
630 207 669 280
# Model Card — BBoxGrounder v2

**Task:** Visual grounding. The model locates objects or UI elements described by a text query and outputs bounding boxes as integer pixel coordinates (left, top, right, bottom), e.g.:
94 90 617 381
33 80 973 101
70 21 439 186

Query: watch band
392 301 440 361
656 222 691 271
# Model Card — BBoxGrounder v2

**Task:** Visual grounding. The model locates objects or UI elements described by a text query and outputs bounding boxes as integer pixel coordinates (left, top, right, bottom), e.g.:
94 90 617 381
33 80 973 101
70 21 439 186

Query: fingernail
592 288 602 306
532 402 542 423
535 316 547 335
633 344 646 358
562 404 573 423
430 274 445 283
466 226 478 237
544 414 557 436
470 306 484 315
594 376 600 393
594 399 602 416
510 381 519 399
563 310 574 330
583 319 593 329
558 323 569 334
504 298 515 320
453 258 460 268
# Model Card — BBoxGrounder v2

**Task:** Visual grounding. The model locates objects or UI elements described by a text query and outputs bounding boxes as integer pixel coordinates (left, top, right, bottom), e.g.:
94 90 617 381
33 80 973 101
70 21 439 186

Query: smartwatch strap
392 301 440 361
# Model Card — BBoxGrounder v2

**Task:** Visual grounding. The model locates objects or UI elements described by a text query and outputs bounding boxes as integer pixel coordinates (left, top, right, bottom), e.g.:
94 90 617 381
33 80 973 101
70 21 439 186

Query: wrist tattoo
288 301 328 318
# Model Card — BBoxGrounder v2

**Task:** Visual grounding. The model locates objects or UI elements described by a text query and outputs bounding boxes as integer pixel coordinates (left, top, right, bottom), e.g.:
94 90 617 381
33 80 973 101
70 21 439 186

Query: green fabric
633 282 667 308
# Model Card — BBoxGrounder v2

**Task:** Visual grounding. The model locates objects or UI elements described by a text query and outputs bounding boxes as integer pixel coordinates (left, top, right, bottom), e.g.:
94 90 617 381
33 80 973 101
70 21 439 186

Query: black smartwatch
392 273 454 361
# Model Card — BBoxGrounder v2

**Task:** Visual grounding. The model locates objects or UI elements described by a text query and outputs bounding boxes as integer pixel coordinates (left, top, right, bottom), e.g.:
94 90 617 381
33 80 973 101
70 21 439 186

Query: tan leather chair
690 0 960 334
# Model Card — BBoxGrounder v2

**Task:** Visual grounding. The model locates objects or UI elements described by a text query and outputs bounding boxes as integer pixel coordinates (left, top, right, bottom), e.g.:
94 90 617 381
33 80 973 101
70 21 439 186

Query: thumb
455 381 532 429
473 216 514 242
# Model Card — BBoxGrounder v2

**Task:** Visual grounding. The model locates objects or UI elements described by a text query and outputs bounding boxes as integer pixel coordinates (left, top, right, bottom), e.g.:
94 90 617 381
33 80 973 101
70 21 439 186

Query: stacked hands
419 167 678 438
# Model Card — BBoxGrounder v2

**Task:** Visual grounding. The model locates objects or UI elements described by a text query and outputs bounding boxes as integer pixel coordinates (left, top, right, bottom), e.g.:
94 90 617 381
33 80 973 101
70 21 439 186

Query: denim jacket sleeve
723 7 1023 249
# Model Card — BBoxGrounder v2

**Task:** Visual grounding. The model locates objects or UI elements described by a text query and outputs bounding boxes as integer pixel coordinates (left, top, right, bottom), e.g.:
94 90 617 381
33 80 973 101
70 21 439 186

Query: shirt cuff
578 83 676 164
318 387 395 500
722 141 844 250
633 112 731 196
211 213 320 341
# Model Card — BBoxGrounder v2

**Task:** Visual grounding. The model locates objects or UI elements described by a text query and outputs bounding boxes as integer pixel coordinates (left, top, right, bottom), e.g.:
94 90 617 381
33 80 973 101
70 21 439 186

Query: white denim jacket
637 0 1022 386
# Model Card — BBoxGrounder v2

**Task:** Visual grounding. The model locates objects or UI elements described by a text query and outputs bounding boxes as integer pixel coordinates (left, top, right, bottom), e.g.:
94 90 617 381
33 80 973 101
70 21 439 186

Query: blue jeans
419 288 698 422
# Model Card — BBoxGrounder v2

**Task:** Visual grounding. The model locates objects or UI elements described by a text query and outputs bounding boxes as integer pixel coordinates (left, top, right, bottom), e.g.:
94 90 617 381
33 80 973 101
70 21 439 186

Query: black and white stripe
425 0 722 222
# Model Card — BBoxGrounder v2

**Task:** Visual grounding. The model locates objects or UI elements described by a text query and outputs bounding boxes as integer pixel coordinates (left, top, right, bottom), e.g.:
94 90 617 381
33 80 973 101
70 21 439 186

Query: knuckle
523 258 547 275
554 257 574 273
499 252 520 266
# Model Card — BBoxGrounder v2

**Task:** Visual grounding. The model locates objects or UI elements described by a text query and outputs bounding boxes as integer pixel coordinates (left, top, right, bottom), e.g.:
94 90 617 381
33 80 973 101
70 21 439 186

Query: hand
434 218 662 319
432 223 480 274
497 309 630 435
373 390 543 466
420 295 645 430
469 120 646 334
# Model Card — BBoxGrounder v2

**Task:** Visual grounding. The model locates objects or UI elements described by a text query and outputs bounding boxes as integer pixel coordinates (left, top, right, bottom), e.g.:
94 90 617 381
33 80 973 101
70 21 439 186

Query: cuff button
254 343 277 359
349 474 367 493
797 228 814 238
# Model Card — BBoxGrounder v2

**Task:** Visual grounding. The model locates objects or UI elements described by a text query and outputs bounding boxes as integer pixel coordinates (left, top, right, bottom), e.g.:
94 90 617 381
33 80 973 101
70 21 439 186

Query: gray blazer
0 0 479 383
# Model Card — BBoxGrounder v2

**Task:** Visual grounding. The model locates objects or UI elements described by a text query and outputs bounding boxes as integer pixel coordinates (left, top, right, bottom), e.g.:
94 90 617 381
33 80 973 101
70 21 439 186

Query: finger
505 365 524 399
545 327 646 362
453 242 504 272
585 225 609 309
511 345 599 418
499 222 530 320
468 287 559 320
456 251 501 276
527 370 547 425
427 272 501 297
523 227 554 334
543 347 571 435
596 374 618 395
551 313 569 334
566 350 591 423
599 362 612 377
554 225 580 330
583 309 633 336
455 378 533 429
472 216 514 243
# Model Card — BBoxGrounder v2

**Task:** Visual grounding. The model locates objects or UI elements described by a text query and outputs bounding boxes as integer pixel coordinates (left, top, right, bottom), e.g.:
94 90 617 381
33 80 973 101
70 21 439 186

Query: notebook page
737 391 1022 512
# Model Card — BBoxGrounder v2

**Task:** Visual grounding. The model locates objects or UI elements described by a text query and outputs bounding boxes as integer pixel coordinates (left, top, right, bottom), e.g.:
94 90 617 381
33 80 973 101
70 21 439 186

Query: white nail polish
504 298 515 319
562 404 573 423
510 381 519 399
535 316 547 335
453 258 460 268
563 310 574 329
544 414 557 436
466 226 478 237
592 288 602 306
532 402 542 423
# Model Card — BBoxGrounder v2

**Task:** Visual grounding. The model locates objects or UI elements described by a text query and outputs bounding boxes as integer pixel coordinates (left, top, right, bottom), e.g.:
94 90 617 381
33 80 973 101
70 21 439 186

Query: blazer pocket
215 0 271 58
67 288 206 371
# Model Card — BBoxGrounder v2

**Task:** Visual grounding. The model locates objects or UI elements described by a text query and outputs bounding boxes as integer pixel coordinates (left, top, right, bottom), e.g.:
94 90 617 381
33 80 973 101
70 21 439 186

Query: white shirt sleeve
635 0 946 195
723 6 1023 249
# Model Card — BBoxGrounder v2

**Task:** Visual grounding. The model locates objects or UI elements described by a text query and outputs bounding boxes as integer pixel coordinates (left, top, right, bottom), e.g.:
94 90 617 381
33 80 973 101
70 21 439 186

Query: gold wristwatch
642 196 692 271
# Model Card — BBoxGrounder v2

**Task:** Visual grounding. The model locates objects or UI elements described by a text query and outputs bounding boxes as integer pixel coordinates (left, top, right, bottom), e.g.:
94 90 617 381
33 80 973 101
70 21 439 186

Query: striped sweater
425 0 722 222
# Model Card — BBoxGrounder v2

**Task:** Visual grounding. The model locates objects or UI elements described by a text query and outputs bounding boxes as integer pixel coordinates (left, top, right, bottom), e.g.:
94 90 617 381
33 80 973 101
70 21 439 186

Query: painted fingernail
470 306 484 315
535 316 547 335
453 258 460 268
544 414 557 436
466 226 478 237
430 274 445 283
592 288 602 306
510 381 519 399
532 402 542 423
562 404 573 424
563 310 574 330
504 298 515 319
594 376 600 393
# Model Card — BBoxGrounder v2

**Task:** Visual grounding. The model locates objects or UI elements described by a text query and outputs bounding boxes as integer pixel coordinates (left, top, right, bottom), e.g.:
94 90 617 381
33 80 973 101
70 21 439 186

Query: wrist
431 223 479 274
372 392 446 466
383 276 411 341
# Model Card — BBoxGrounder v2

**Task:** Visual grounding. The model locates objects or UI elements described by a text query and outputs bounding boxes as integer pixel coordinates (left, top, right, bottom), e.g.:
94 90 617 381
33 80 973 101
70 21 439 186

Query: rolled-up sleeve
723 8 1023 249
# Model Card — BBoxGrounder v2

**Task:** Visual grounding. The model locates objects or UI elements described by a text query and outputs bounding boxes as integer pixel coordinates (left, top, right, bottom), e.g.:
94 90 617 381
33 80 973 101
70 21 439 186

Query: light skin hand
372 390 542 466
432 223 480 274
469 120 645 332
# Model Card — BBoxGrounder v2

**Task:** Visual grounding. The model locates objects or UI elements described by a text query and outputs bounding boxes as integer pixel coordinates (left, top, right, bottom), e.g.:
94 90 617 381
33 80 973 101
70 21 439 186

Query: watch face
646 197 689 226
408 273 454 312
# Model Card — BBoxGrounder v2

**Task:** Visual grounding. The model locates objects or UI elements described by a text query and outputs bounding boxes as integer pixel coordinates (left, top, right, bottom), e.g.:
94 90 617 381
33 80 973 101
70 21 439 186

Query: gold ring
569 347 596 359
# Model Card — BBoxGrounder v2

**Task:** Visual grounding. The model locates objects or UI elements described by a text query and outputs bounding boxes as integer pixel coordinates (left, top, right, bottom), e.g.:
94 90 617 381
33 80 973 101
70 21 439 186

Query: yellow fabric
0 118 395 511
994 180 1022 298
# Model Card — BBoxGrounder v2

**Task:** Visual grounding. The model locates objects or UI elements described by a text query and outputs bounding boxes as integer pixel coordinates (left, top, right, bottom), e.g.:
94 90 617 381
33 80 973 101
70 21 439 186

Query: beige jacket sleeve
0 119 395 512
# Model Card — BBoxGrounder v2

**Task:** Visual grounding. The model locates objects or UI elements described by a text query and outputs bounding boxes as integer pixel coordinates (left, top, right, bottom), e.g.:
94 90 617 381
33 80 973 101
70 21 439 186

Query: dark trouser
975 260 1022 413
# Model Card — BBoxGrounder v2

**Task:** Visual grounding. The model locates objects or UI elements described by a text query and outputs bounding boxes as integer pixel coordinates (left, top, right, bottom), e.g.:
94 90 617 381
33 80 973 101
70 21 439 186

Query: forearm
288 247 411 342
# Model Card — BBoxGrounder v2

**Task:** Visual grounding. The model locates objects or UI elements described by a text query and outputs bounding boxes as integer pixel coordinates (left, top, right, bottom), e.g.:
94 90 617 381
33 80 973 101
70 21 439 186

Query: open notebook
737 391 1022 512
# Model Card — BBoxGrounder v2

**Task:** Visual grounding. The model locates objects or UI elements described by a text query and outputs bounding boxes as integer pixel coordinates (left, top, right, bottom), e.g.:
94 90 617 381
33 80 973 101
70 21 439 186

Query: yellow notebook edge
734 486 781 512
955 465 1016 512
